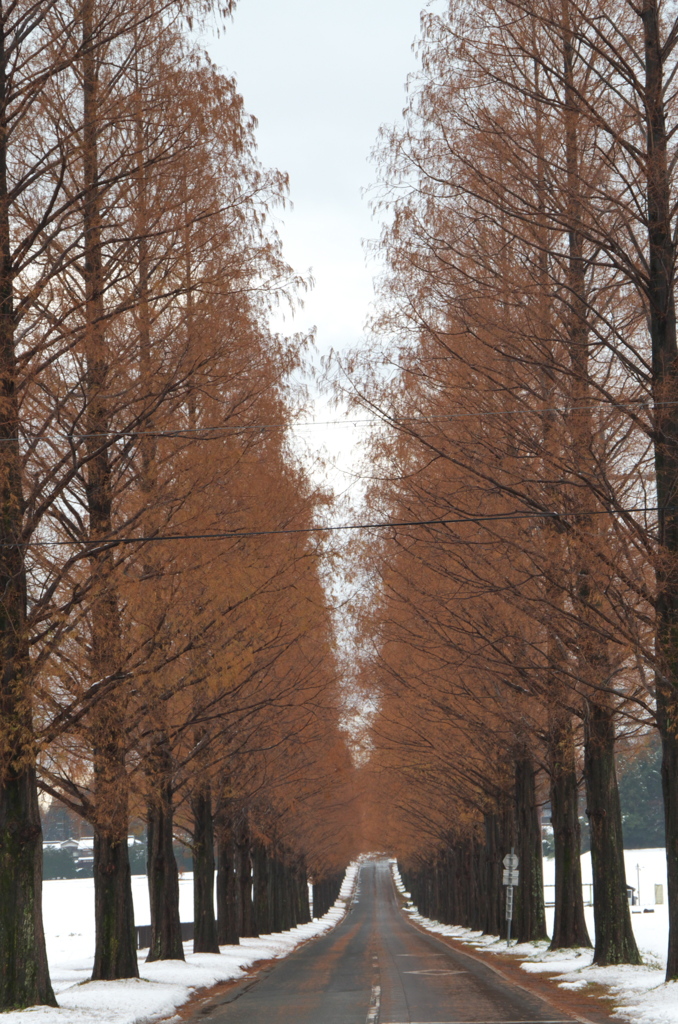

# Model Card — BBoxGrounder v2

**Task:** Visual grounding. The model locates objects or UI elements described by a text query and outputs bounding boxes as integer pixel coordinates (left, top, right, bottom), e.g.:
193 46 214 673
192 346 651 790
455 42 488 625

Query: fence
135 922 194 950
543 884 593 908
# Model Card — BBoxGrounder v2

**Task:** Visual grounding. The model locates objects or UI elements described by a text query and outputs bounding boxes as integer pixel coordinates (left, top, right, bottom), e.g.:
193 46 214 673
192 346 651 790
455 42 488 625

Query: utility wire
20 503 665 548
5 397 673 444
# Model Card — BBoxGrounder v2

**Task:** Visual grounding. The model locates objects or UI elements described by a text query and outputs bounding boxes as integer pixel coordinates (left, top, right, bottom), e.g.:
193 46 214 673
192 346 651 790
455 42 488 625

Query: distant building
41 800 90 841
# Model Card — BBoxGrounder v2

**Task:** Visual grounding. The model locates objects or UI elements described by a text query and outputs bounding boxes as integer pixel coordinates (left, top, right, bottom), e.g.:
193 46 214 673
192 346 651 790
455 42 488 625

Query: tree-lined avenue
189 860 579 1024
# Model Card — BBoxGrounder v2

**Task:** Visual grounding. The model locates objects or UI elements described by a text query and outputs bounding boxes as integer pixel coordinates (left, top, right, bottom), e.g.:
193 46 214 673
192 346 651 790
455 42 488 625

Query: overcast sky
206 0 428 499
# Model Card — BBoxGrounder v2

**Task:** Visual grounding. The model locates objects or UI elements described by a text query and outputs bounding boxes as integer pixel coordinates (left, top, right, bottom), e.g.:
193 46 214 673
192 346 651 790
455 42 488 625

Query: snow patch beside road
3 863 358 1024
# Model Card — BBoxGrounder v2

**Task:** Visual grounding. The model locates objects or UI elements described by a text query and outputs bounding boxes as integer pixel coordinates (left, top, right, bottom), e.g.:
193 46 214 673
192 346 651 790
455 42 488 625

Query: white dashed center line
366 952 381 1024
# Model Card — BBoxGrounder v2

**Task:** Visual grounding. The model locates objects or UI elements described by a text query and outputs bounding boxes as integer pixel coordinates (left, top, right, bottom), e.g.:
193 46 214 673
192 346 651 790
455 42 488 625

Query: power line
7 397 669 445
22 503 664 548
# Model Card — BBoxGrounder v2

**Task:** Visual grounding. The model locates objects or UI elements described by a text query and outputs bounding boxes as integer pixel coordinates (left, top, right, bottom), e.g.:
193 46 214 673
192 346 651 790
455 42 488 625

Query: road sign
505 885 514 921
503 849 518 944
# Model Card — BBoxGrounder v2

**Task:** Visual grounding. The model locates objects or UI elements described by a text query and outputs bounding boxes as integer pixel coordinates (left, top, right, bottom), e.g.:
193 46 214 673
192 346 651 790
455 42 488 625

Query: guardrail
135 922 194 950
543 883 593 907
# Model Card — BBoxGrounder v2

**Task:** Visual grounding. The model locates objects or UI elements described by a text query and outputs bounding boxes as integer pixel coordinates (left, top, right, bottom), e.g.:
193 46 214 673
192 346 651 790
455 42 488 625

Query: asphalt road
193 859 579 1024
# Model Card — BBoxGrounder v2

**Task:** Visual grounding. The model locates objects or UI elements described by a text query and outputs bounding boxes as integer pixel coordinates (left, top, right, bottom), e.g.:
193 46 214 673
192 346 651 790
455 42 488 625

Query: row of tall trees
0 0 355 1010
342 0 678 976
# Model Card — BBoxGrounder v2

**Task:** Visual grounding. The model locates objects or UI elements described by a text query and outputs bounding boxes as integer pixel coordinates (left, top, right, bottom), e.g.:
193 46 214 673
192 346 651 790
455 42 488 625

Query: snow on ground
542 846 670 963
5 863 358 1024
391 852 678 1024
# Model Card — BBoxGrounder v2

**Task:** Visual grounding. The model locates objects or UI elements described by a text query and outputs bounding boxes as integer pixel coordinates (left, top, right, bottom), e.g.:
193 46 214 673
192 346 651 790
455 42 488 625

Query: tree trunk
472 839 485 931
253 842 272 935
584 699 640 965
192 786 219 953
297 860 310 924
548 712 591 949
92 825 138 979
483 812 503 935
659 686 678 978
216 829 240 945
238 828 257 937
514 756 548 943
277 858 289 928
146 769 184 962
314 874 327 921
289 861 300 928
278 858 292 929
0 767 55 1008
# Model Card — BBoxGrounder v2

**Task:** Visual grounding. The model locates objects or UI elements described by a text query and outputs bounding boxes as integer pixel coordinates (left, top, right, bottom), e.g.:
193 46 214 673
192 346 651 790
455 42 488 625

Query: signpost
503 850 519 946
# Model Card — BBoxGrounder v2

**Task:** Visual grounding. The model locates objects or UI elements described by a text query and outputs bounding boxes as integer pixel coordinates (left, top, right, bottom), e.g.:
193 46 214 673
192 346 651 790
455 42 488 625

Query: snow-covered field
543 846 670 963
393 851 678 1024
6 864 358 1024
